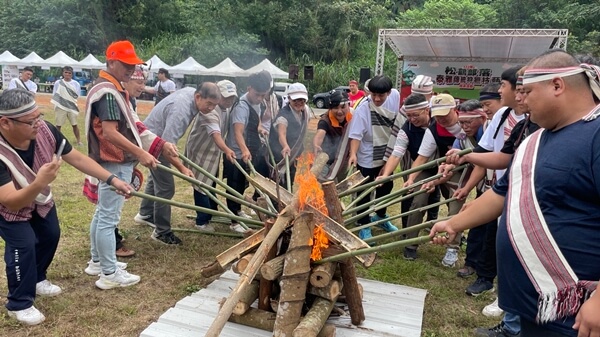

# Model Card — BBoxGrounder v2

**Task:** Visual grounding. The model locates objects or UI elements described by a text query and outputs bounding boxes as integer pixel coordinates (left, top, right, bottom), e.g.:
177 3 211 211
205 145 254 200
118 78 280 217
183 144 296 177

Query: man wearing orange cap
84 40 179 290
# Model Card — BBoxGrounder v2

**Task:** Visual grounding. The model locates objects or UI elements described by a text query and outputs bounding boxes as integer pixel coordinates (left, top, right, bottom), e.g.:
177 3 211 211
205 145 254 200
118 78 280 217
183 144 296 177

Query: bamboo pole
315 235 434 264
338 148 473 197
179 154 276 216
236 159 280 213
349 197 458 233
285 155 292 192
156 164 251 231
364 216 451 243
171 228 244 238
342 164 468 217
126 189 265 226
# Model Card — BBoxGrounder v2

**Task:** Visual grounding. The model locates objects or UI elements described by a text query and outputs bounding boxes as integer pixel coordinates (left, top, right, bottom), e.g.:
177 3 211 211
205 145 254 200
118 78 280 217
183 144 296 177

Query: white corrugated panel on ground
140 270 427 337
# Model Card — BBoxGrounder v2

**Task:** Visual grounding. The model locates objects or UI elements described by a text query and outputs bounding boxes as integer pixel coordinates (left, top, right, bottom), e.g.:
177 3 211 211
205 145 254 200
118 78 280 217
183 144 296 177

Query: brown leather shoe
115 246 136 258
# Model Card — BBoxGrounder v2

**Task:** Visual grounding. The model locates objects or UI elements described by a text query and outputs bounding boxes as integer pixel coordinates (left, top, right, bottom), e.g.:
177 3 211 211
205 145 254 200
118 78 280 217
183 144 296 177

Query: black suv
312 86 350 108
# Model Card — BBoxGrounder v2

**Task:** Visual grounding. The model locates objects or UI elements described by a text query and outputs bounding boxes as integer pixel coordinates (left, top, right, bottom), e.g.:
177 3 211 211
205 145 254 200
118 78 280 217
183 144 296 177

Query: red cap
105 40 145 65
349 80 358 85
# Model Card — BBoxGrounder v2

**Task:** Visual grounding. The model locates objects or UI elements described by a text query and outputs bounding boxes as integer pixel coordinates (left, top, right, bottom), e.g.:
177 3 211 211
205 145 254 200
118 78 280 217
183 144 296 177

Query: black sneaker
474 323 520 337
466 277 494 296
403 247 417 261
151 230 182 245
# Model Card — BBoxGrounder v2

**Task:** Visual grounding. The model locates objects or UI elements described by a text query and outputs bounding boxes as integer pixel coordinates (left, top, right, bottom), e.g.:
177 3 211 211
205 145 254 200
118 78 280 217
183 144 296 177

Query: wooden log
201 228 266 278
340 260 365 325
273 212 315 337
322 181 344 224
259 253 286 281
309 262 336 288
205 209 295 337
256 197 270 222
270 298 279 313
232 253 255 275
259 219 277 311
317 324 336 337
307 279 342 302
322 181 365 326
228 307 276 331
292 294 339 337
338 283 363 303
233 280 260 315
335 170 368 195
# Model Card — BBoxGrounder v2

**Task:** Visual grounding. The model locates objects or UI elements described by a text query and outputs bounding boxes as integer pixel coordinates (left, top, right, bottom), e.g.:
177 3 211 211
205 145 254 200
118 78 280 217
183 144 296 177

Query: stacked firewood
201 153 371 337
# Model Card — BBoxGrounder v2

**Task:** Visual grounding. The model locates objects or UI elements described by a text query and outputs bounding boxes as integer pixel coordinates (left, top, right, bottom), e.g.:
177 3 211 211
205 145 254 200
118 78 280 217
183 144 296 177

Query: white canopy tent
0 51 21 66
78 54 105 69
42 51 80 68
18 52 46 67
169 56 207 75
146 55 171 71
243 59 288 79
203 58 246 77
375 28 569 87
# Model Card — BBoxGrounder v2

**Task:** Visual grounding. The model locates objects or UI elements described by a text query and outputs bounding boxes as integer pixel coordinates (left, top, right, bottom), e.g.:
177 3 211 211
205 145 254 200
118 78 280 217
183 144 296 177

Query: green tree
396 0 498 28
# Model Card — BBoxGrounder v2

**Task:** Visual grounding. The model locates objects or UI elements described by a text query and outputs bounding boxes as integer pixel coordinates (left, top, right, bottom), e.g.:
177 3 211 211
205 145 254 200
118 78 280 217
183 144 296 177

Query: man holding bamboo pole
184 80 238 232
135 83 220 244
347 75 403 240
431 50 600 337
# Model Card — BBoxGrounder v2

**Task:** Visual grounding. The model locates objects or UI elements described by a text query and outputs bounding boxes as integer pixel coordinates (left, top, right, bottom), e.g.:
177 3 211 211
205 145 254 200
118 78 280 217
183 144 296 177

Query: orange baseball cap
105 40 145 65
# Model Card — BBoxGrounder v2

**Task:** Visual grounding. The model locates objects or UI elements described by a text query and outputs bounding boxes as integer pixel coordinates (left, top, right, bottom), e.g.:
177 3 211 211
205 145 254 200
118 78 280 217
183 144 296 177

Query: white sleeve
348 107 369 141
391 129 409 158
478 111 503 151
53 80 60 95
30 82 37 93
417 129 438 157
167 80 177 92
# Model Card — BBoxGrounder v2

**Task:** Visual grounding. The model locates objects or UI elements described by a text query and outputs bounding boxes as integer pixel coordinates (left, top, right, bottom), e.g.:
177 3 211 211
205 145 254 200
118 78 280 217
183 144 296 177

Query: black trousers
520 319 571 337
355 165 394 225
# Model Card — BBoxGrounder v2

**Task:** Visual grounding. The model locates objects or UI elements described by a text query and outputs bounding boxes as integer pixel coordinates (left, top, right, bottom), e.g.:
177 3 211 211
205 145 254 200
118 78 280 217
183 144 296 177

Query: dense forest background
0 0 598 93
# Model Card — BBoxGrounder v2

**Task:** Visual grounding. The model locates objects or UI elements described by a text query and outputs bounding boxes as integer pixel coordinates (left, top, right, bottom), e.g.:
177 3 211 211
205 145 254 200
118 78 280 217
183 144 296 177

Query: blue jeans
503 312 521 335
0 207 60 311
90 162 133 274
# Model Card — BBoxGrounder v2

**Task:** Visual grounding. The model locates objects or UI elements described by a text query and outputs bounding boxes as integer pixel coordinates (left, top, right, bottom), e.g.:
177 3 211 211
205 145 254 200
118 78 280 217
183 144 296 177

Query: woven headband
524 64 600 120
479 91 501 101
0 100 37 118
458 108 486 118
404 101 429 112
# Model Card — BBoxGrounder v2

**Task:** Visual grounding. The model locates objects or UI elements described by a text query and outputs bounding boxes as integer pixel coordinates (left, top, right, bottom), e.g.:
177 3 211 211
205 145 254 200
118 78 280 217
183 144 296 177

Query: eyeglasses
458 119 475 126
406 110 426 119
9 114 44 127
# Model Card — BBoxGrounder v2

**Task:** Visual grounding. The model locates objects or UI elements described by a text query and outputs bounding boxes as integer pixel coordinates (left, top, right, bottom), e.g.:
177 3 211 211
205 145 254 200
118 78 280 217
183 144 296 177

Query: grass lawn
0 93 501 336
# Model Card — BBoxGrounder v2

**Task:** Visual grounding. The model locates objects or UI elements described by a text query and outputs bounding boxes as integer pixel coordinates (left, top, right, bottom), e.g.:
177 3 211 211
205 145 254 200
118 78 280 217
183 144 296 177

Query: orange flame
295 153 330 261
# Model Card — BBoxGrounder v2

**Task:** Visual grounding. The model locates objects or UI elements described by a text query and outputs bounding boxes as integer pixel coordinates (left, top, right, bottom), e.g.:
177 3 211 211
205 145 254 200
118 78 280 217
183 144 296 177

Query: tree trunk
292 295 339 337
229 307 276 331
260 253 286 281
307 279 342 302
233 280 260 315
322 181 343 224
309 262 336 288
273 212 315 337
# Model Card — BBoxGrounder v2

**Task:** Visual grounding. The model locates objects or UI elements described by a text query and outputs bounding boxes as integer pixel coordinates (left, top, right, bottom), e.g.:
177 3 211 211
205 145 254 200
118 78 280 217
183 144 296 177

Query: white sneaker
195 224 215 232
230 223 247 233
7 306 45 326
85 259 128 276
482 297 504 317
95 268 141 290
441 247 459 267
134 213 156 228
35 280 62 297
237 211 252 219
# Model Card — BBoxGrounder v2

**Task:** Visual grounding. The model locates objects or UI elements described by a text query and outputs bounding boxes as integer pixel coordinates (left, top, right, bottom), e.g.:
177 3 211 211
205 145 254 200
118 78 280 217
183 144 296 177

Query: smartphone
56 139 66 159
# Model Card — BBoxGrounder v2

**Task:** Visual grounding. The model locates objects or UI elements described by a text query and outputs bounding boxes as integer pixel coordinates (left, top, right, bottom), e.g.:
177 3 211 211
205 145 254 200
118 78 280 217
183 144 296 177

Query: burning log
233 280 260 315
273 212 315 337
292 294 340 337
259 254 286 281
322 179 365 326
307 279 342 302
309 262 336 288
